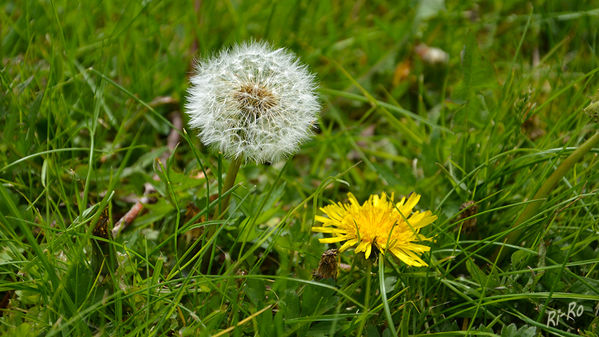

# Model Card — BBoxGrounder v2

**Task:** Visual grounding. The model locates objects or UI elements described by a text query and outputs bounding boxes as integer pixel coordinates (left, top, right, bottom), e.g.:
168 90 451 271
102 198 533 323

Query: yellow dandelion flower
312 192 437 267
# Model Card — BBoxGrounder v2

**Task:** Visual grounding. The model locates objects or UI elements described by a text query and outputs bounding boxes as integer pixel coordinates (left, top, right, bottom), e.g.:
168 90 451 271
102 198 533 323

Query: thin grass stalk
497 131 599 262
204 157 243 245
378 258 398 336
355 259 372 336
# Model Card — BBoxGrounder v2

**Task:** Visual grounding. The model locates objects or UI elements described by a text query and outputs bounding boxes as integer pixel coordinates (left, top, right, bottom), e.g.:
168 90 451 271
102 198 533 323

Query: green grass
2 0 599 336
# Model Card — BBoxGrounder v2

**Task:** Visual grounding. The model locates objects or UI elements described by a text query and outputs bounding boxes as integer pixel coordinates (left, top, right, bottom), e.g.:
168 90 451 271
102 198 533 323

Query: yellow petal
404 249 428 266
390 248 428 267
314 215 331 224
355 240 369 253
408 211 437 229
347 193 360 206
319 236 349 244
339 238 358 252
396 243 430 253
417 234 433 241
311 226 347 234
398 193 420 216
396 196 406 208
364 243 372 259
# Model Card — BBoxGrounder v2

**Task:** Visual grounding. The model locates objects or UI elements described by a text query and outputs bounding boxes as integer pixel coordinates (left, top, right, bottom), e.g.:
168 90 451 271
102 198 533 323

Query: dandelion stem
205 156 243 246
497 131 599 261
217 156 243 218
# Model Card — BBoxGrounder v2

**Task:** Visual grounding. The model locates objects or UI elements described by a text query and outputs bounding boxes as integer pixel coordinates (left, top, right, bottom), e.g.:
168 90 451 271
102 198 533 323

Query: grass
1 0 599 336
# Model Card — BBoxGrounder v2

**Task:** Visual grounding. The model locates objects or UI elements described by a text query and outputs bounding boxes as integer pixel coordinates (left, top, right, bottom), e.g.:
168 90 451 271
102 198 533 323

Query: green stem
355 259 372 337
378 257 398 337
497 131 599 260
214 156 243 219
204 157 242 246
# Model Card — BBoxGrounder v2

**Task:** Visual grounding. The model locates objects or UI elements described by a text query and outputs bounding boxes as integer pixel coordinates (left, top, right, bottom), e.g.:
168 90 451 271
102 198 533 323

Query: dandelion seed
185 42 320 164
313 193 437 267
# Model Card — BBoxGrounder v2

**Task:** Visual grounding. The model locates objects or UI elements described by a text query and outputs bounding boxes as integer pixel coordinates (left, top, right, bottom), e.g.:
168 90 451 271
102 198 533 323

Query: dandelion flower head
185 42 320 163
313 193 437 266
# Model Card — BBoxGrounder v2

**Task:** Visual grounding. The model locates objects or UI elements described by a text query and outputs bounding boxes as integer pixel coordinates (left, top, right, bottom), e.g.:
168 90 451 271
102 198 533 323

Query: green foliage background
1 0 599 336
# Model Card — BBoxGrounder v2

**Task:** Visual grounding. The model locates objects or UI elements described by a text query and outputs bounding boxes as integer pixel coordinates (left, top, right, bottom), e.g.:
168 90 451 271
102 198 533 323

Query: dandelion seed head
185 42 320 163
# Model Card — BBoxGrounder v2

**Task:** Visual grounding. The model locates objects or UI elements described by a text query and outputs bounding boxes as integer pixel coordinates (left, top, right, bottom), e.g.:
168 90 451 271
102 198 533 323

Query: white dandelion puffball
185 42 320 164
